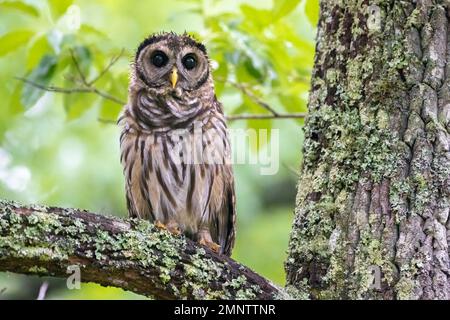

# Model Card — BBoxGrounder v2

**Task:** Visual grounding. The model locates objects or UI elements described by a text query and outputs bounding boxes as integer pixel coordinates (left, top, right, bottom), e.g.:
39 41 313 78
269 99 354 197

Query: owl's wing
209 99 236 256
119 114 154 221
217 165 236 256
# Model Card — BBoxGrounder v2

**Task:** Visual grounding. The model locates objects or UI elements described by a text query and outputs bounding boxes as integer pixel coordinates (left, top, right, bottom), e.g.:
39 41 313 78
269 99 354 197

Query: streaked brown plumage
119 32 236 255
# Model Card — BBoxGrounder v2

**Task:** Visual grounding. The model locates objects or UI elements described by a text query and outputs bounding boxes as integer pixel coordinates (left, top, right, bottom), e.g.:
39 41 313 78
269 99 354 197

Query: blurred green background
0 0 317 299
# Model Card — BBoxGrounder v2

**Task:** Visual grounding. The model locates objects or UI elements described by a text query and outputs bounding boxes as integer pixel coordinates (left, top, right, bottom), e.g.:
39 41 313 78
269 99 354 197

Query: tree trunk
286 0 450 299
3 0 450 301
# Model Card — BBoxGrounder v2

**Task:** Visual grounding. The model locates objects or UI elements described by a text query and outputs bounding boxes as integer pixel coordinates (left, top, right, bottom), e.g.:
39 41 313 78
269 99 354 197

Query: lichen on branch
0 200 287 300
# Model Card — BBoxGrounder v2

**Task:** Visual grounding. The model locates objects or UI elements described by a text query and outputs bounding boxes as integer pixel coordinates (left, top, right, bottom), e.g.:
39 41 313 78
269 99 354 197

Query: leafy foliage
0 1 39 17
0 29 34 56
2 0 316 125
305 0 320 26
0 0 318 299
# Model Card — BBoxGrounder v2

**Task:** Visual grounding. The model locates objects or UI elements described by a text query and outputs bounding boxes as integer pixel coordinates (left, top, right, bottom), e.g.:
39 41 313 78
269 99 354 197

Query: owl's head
134 32 211 93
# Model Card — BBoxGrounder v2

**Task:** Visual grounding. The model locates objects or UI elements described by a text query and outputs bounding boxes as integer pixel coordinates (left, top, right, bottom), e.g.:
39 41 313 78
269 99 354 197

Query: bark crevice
286 0 450 299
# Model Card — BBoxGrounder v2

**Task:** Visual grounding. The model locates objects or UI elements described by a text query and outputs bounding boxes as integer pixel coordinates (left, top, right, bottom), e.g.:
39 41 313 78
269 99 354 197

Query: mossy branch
0 200 288 300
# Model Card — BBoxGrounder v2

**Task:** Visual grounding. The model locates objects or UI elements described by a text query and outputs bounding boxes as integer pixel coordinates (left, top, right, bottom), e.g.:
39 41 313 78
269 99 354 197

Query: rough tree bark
286 0 450 299
0 200 287 299
2 0 449 301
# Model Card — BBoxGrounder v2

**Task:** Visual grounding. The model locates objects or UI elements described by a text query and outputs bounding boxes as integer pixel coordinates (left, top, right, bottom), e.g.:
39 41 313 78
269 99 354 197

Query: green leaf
62 48 95 120
79 24 108 39
21 55 58 109
99 99 121 122
279 94 307 113
26 35 53 70
235 62 259 84
244 58 264 82
9 83 24 114
0 1 40 17
54 49 72 74
99 74 127 121
305 0 319 26
236 95 274 151
272 0 301 20
64 92 98 120
212 55 228 96
246 118 272 152
48 0 73 18
99 95 122 122
71 45 92 76
0 29 34 56
240 5 273 27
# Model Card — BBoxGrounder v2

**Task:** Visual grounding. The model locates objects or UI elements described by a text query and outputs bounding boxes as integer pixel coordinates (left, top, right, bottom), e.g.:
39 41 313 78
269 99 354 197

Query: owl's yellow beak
170 67 178 88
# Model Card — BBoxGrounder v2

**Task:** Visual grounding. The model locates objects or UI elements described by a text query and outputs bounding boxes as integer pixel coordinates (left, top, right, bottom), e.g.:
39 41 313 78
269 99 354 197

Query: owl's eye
182 54 197 70
151 51 168 67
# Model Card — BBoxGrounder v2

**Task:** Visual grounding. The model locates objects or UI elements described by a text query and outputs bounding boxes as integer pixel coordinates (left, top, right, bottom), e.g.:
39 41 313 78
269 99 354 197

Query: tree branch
15 50 307 122
15 77 126 106
0 200 288 300
226 113 307 121
18 77 307 122
70 48 88 85
88 49 125 86
219 78 280 116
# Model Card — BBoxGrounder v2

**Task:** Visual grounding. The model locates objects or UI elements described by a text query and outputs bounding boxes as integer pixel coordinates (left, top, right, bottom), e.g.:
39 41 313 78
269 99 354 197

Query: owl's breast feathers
121 86 217 132
119 93 236 255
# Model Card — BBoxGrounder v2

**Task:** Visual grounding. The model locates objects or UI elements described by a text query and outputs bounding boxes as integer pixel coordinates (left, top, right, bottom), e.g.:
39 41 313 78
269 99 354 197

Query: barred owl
119 32 236 255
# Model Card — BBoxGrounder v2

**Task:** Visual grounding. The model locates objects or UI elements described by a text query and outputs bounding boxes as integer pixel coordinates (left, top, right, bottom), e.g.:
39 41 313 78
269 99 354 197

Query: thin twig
97 118 117 125
91 87 125 105
226 113 306 121
15 77 126 105
88 48 125 86
16 48 127 106
17 50 307 122
216 77 280 116
70 49 88 85
98 112 306 125
16 76 93 93
17 77 306 122
36 281 49 300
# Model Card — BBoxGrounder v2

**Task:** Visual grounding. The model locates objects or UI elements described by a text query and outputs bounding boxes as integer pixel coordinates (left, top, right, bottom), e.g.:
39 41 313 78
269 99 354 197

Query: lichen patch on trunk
286 0 450 299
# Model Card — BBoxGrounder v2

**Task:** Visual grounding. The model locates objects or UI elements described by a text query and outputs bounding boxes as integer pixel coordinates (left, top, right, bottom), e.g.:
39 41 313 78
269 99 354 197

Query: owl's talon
168 225 181 236
155 220 181 235
199 238 221 253
154 220 167 230
166 221 181 236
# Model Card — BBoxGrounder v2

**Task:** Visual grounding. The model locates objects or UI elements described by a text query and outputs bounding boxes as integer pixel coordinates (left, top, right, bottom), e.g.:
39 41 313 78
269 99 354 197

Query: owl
119 32 236 256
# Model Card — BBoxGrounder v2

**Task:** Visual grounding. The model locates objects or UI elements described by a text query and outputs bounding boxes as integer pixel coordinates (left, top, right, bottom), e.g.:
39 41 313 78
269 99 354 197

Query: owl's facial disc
175 47 209 91
136 44 174 89
135 33 210 92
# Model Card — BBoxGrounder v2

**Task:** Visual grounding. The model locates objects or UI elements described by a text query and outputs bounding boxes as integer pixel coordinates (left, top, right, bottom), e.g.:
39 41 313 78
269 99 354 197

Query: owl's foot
199 238 221 253
154 220 181 236
166 221 181 236
154 220 167 230
198 230 221 254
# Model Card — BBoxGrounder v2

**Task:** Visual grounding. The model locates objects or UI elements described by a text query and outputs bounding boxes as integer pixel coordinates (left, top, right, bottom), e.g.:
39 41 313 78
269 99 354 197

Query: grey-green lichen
286 0 450 299
0 200 283 300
